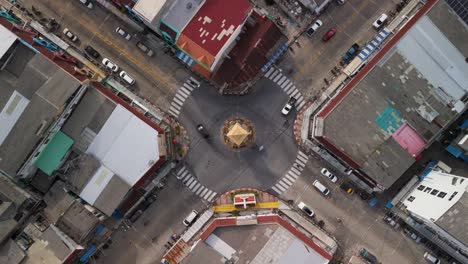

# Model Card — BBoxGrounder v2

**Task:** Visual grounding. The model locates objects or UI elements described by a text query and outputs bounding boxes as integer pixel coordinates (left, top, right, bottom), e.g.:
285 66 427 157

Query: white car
102 58 119 72
373 13 388 29
119 71 135 85
306 19 323 36
115 27 131 40
281 97 297 115
320 168 338 183
297 202 314 217
79 0 93 9
62 28 78 42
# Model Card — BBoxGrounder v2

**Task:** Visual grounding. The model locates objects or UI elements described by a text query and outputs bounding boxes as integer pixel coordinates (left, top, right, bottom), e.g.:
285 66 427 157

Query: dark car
359 248 378 264
322 28 337 41
84 45 100 59
197 124 209 138
340 181 354 195
342 43 360 63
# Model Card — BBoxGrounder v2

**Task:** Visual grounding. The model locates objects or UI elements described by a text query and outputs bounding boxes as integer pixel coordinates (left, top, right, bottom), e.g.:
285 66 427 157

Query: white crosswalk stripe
273 72 283 83
294 163 304 171
287 171 299 180
298 151 308 159
277 76 287 86
175 93 186 102
200 188 209 197
196 186 205 195
281 79 291 89
290 89 299 98
278 180 289 190
284 82 294 92
177 166 186 175
179 87 190 97
269 70 279 80
289 167 300 177
169 79 200 117
284 173 296 183
173 96 184 106
182 172 192 181
281 177 293 186
286 86 296 95
203 190 213 200
207 192 217 202
185 177 195 186
296 154 308 164
295 158 305 167
275 183 286 192
177 90 189 99
298 101 306 110
188 179 198 189
169 109 179 117
265 67 275 78
192 183 201 192
272 186 283 194
171 101 182 110
295 96 304 106
183 83 194 92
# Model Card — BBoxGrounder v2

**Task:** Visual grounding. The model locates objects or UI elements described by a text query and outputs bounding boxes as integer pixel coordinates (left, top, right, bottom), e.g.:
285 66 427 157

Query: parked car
136 41 154 57
119 71 135 85
115 26 131 40
373 13 388 29
102 58 119 72
322 28 337 41
183 209 199 226
340 182 354 195
306 19 323 37
79 0 93 9
62 28 78 42
383 216 399 228
197 124 209 138
84 45 100 59
312 180 330 196
297 202 314 218
359 248 378 264
129 210 143 223
281 97 297 115
424 252 441 264
342 43 360 63
320 168 338 183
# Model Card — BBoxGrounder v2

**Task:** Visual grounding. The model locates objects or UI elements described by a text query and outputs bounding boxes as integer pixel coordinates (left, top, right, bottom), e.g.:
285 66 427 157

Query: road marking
288 170 299 179
170 102 181 110
277 76 287 86
269 70 279 80
273 72 283 83
298 151 308 159
275 183 286 192
278 180 289 190
281 79 291 89
295 159 306 167
181 171 191 181
295 96 304 106
272 186 283 194
192 183 201 192
290 89 299 98
175 93 186 102
183 83 194 92
203 190 213 200
207 192 217 202
196 186 205 195
169 108 180 117
188 179 198 189
185 177 195 186
285 173 296 183
265 67 275 78
177 167 186 176
290 167 301 176
297 154 308 164
173 97 184 106
177 90 189 99
189 77 201 86
284 82 294 92
281 177 293 186
294 163 304 171
180 86 191 96
200 188 209 197
286 86 296 95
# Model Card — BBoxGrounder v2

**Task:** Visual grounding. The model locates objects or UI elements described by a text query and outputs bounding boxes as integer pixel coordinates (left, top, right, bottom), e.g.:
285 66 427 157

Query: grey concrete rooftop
322 1 467 188
436 191 468 248
0 44 81 177
161 0 204 33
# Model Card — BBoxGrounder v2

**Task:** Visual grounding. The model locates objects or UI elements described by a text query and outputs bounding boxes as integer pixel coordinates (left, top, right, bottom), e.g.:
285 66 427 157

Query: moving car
281 97 297 115
312 180 330 196
359 248 378 264
84 45 100 59
119 71 135 85
424 252 441 264
62 28 78 42
183 209 199 226
340 182 354 195
102 58 119 72
320 168 338 183
136 41 154 57
115 26 131 40
297 202 314 217
306 19 323 36
197 124 209 138
322 28 337 41
79 0 93 9
373 13 388 29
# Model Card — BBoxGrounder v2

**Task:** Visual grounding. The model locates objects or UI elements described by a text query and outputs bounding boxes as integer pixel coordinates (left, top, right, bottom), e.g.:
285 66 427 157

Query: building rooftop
316 1 467 189
43 181 75 224
0 239 25 264
0 41 81 177
177 0 251 69
161 0 204 34
436 189 468 248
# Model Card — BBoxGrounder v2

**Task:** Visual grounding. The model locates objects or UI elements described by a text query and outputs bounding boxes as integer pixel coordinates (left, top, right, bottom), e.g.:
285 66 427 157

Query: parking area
281 156 430 263
281 0 400 99
18 0 191 110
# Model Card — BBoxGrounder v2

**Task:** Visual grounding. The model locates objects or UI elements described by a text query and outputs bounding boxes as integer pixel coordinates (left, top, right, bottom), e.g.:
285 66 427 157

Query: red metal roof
180 0 252 57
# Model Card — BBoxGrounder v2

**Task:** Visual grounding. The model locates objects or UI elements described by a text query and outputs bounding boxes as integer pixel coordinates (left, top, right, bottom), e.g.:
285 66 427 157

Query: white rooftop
403 170 468 221
0 24 17 59
133 0 167 23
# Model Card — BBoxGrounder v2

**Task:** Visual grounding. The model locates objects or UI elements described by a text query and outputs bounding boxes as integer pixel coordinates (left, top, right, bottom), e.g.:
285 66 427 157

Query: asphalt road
282 0 401 99
17 0 191 109
179 78 299 194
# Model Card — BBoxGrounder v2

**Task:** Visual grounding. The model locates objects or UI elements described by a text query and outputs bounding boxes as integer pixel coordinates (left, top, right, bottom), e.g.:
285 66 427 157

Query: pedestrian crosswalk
176 166 217 202
264 67 306 110
168 77 200 118
272 151 309 195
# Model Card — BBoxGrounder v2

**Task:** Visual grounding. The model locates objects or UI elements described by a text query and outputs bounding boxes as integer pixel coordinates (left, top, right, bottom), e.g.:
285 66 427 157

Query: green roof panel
35 131 74 176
